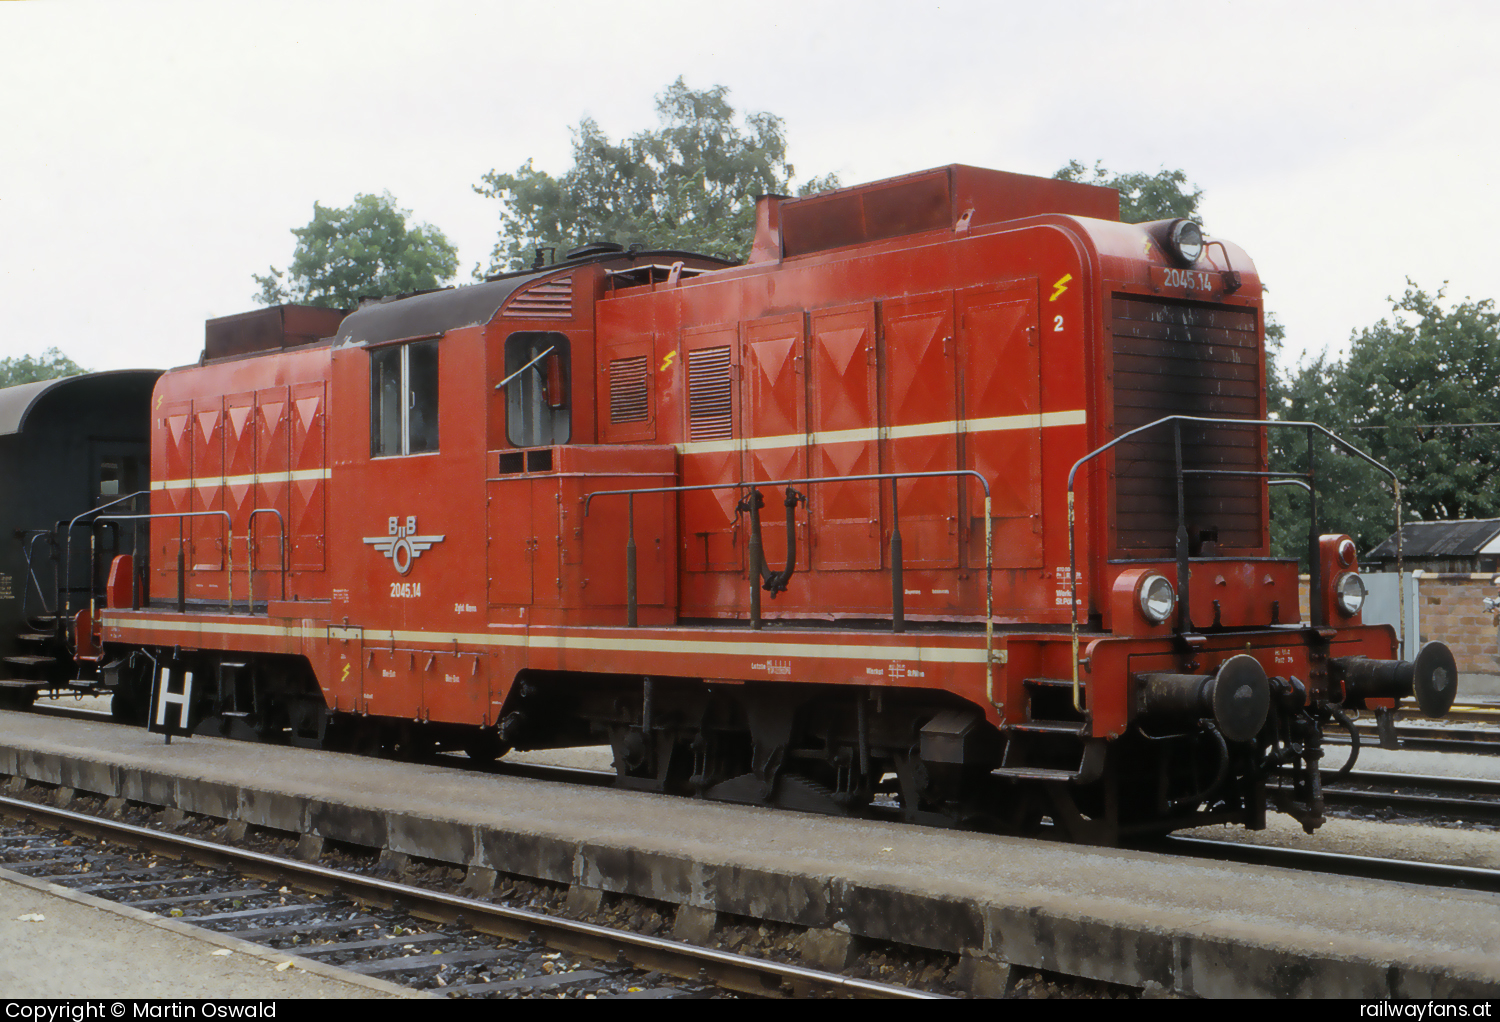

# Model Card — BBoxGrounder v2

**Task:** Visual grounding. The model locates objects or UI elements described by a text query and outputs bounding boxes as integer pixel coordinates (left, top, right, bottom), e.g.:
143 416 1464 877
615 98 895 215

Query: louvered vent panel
609 355 650 424
1111 296 1263 553
503 276 574 319
687 346 734 442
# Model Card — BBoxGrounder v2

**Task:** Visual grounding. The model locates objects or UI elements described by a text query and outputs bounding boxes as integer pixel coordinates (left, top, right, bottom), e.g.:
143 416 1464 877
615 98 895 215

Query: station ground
0 706 1497 1000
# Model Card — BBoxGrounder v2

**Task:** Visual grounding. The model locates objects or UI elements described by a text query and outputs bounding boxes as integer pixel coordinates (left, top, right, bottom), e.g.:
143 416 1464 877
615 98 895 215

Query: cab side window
503 332 570 447
371 339 439 457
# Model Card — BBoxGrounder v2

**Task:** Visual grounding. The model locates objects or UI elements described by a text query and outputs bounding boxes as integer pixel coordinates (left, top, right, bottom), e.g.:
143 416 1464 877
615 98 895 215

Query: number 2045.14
390 582 421 598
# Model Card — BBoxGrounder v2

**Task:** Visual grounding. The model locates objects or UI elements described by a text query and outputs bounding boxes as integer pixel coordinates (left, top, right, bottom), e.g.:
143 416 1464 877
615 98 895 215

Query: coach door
958 283 1043 569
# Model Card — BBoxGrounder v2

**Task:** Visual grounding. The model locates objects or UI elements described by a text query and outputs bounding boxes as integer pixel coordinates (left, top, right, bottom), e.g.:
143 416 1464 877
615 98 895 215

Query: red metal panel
191 398 224 572
223 392 255 602
681 324 742 573
153 400 193 596
882 294 959 568
809 304 880 570
744 312 808 573
423 652 488 725
532 478 560 605
362 647 420 720
486 476 531 606
959 284 1042 569
289 381 325 571
253 387 289 572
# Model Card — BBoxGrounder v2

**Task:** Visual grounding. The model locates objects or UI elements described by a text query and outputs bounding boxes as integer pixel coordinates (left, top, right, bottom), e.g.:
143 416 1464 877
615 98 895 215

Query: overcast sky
3 0 1496 375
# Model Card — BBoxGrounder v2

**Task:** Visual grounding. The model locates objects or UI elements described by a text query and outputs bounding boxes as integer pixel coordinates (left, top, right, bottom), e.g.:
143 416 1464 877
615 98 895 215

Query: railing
584 469 1003 711
247 508 289 604
93 508 289 615
1064 415 1403 712
95 510 232 614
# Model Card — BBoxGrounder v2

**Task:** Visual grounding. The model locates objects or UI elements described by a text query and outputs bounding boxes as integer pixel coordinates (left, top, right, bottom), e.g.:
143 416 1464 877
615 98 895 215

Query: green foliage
253 193 458 309
1268 282 1500 560
0 348 86 389
476 78 839 274
1052 160 1203 223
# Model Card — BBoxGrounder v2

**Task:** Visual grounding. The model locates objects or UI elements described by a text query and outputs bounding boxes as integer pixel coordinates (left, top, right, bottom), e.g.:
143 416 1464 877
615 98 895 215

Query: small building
1366 519 1500 574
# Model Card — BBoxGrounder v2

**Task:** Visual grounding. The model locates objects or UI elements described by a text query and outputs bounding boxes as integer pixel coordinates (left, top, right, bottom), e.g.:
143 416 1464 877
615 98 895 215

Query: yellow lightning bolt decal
1143 237 1154 255
660 351 677 372
1049 274 1072 302
341 663 350 683
156 395 163 410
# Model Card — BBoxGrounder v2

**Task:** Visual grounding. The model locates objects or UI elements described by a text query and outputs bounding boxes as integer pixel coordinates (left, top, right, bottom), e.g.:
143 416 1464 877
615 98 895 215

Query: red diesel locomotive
21 165 1456 844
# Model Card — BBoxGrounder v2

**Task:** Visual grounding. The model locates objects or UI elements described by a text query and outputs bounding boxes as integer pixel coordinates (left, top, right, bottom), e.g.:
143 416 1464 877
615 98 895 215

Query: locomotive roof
0 369 162 437
334 248 733 348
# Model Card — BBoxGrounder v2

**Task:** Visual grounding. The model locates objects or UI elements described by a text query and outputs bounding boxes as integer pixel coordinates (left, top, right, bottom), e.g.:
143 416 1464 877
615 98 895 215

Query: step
1012 720 1089 737
18 632 58 644
1023 677 1080 690
0 679 45 691
990 766 1081 782
4 656 60 668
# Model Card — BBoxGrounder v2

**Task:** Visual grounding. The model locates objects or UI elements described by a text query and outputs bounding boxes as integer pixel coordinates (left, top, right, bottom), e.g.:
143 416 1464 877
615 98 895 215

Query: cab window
371 339 439 457
503 332 570 448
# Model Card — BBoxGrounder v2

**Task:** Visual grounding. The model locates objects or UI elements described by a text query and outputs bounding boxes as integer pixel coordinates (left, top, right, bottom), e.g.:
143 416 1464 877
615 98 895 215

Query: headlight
1139 574 1176 624
1168 220 1204 265
1335 572 1366 617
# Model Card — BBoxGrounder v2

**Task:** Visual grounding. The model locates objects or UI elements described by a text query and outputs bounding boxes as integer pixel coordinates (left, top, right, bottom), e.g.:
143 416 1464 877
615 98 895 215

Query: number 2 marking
1053 314 1064 332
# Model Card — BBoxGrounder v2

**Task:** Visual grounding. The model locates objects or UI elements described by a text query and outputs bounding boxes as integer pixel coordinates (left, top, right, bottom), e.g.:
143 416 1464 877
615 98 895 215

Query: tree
1052 160 1203 223
1269 283 1500 558
476 78 839 274
0 348 86 389
253 193 459 309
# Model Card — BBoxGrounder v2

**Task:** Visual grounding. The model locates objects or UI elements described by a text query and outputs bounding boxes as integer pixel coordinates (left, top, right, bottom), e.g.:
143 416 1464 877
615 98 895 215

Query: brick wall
1300 573 1500 677
1412 574 1500 677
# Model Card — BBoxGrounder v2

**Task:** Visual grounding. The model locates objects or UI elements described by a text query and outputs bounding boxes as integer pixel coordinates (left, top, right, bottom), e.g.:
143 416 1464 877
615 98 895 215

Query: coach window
370 338 439 457
502 331 571 447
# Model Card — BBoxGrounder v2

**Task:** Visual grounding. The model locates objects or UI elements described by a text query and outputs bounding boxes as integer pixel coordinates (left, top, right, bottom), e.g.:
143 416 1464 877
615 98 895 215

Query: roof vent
503 276 574 320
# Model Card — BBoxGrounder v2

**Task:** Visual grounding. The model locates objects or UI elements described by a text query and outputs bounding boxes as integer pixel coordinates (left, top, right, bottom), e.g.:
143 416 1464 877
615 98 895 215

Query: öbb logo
363 515 445 575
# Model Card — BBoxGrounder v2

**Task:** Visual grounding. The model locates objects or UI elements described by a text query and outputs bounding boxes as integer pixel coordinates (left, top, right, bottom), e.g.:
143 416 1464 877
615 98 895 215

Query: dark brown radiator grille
687 346 734 442
609 355 650 424
1111 295 1264 554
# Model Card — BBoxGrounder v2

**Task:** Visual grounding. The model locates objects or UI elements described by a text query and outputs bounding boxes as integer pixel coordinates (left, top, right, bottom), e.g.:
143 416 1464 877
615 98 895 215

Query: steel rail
0 793 944 1000
1160 834 1500 893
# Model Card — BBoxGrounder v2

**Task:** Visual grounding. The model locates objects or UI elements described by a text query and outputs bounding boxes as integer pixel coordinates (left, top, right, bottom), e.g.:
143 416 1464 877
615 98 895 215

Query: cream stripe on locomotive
150 468 333 491
676 408 1087 456
100 613 996 664
144 412 1087 490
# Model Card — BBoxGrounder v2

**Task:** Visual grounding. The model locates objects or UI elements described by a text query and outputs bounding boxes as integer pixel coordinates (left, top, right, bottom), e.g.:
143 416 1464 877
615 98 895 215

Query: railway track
1161 834 1500 894
1318 769 1500 826
0 793 943 1000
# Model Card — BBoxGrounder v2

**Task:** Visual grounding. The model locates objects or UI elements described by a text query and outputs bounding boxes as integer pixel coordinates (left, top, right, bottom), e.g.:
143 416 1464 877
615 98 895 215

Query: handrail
69 506 288 618
97 510 234 614
19 530 56 623
247 508 289 604
1064 415 1403 713
59 490 150 622
584 469 1002 713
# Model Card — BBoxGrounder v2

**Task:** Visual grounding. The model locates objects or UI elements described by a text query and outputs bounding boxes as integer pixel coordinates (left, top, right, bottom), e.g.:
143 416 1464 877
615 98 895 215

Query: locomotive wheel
463 732 510 763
